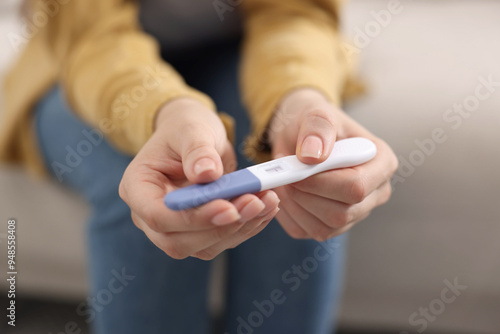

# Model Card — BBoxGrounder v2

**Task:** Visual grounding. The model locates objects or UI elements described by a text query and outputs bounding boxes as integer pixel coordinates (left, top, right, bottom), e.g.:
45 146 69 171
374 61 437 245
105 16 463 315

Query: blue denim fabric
34 40 347 334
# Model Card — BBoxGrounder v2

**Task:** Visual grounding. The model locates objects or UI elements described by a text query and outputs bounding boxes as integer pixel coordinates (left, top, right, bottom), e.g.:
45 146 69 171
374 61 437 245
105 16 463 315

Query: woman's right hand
119 98 280 260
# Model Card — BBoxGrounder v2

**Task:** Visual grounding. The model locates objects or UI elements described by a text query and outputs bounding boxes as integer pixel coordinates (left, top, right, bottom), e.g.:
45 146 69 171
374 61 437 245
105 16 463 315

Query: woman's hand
269 88 398 241
119 98 280 260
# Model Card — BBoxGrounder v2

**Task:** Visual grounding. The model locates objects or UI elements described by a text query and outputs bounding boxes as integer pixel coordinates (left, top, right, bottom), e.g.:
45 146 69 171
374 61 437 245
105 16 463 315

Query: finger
142 195 254 259
275 187 309 239
221 140 238 174
195 207 279 260
141 218 242 260
128 174 275 233
146 191 279 259
130 211 146 231
229 193 267 223
293 139 398 204
227 211 275 249
277 186 336 242
192 191 280 257
296 108 337 164
179 191 272 229
226 209 277 250
179 125 226 184
289 181 392 229
222 191 280 245
273 186 315 240
121 165 241 231
272 135 294 159
274 202 309 240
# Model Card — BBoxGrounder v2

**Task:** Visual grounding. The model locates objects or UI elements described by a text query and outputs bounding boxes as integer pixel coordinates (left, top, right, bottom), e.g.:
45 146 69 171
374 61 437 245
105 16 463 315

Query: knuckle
145 215 164 233
310 225 331 242
326 225 351 239
325 230 340 240
291 232 308 240
118 181 126 201
185 141 214 161
347 172 368 204
286 226 308 240
162 238 187 260
312 234 329 242
130 213 143 230
390 153 399 174
332 209 351 228
304 109 335 129
195 249 218 261
182 122 209 138
379 184 393 205
379 139 399 176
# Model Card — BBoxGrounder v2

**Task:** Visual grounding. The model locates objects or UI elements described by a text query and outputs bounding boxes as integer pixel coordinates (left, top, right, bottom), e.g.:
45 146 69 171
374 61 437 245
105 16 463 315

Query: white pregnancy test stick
164 137 376 210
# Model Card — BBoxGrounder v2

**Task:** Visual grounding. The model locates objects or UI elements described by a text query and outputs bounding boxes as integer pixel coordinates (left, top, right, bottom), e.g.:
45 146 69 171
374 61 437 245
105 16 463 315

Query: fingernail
301 135 323 159
211 208 241 226
194 158 216 176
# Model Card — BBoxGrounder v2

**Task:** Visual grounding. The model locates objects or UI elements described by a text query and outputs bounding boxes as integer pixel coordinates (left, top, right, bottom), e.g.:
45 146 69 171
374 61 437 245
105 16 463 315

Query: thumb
296 110 337 164
181 129 224 184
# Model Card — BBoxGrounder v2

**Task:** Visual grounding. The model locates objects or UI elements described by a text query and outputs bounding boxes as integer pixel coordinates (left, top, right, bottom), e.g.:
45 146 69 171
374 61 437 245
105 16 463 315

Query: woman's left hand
268 88 398 241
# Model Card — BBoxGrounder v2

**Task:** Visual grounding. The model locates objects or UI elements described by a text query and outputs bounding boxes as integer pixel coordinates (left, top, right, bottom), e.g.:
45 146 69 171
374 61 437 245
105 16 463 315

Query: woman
0 0 398 333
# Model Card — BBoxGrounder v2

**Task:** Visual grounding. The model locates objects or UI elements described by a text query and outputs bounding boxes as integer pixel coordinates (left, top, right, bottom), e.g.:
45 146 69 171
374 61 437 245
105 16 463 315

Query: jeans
34 39 347 334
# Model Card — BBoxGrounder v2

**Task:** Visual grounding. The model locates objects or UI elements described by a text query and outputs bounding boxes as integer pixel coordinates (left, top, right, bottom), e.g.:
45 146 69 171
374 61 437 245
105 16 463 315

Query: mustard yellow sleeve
241 0 349 162
33 0 222 155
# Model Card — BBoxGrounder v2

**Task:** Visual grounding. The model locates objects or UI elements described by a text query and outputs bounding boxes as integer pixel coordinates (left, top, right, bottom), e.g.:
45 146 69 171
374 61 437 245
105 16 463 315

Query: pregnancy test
164 137 376 211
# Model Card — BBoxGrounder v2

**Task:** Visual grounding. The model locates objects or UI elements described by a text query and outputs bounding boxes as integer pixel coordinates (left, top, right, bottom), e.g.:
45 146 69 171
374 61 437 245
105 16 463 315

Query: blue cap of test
164 169 262 210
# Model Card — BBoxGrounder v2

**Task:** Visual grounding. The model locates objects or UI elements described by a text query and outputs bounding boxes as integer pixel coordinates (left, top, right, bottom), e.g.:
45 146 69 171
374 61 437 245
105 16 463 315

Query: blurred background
0 0 499 333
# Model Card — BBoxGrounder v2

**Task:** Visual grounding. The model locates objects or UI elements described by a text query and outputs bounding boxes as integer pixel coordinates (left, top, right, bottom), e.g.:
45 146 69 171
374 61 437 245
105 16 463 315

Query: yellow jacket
0 0 354 177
